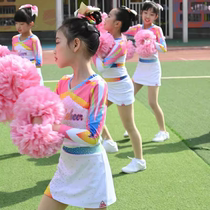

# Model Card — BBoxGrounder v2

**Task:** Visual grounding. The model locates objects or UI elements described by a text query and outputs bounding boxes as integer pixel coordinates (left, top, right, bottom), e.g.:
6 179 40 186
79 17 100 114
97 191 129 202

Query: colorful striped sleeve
58 81 108 146
32 37 43 67
154 26 167 53
96 40 127 70
12 35 18 51
123 24 141 36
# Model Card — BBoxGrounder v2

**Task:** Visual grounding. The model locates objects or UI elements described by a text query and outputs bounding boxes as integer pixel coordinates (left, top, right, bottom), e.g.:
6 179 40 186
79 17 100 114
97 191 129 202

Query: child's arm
154 27 167 53
123 24 141 37
32 37 43 67
95 41 127 71
55 82 108 146
12 36 17 52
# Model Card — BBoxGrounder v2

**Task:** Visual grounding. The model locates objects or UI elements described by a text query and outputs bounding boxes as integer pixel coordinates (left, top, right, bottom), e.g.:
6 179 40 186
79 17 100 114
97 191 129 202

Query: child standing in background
12 4 44 85
94 6 146 174
124 1 169 142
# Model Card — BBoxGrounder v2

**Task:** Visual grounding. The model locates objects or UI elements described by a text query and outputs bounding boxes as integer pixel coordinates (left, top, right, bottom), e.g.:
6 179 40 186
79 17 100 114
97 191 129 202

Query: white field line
44 75 210 83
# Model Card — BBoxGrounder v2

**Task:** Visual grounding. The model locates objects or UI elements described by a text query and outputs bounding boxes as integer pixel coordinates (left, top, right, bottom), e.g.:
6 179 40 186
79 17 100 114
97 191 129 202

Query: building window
180 14 202 22
0 6 16 14
191 2 210 11
204 13 210 21
0 17 15 26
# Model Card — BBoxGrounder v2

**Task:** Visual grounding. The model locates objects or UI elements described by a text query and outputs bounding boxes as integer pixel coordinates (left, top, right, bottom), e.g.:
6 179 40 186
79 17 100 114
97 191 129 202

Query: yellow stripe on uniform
60 91 90 109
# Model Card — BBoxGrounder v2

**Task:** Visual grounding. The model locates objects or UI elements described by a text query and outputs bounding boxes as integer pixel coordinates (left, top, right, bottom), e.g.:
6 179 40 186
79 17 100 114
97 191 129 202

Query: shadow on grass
115 132 210 162
115 140 186 159
27 153 60 166
184 132 210 149
0 180 50 208
0 152 22 161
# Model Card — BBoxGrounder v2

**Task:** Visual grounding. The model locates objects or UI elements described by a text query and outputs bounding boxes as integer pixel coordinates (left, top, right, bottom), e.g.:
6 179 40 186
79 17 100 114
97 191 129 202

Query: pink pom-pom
10 86 65 158
134 30 157 58
126 40 136 60
0 54 41 122
96 32 115 59
0 45 12 57
95 12 108 33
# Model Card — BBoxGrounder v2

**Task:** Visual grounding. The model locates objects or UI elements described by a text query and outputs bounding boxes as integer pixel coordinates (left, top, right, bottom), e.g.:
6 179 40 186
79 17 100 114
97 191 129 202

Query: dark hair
142 1 159 15
14 7 36 24
115 7 137 33
58 13 101 58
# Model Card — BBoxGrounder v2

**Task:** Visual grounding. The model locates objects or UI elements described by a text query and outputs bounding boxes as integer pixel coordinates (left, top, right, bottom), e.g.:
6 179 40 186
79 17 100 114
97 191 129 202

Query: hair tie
156 3 164 11
122 6 137 16
19 4 38 17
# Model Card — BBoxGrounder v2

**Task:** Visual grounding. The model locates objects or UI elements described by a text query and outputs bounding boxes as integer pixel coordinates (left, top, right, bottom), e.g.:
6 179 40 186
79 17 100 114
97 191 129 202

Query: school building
0 0 209 42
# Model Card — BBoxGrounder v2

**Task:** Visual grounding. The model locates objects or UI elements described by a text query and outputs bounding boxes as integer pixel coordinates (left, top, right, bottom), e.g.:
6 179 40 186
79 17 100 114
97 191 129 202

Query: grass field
0 60 210 210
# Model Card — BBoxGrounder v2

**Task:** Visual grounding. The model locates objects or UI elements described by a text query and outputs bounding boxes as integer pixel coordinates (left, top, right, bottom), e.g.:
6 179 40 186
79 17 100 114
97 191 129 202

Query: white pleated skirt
107 76 135 106
45 145 116 208
133 60 162 86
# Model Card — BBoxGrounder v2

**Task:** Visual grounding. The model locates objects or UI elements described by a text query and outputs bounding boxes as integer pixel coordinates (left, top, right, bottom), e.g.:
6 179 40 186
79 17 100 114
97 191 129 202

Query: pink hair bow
19 4 38 17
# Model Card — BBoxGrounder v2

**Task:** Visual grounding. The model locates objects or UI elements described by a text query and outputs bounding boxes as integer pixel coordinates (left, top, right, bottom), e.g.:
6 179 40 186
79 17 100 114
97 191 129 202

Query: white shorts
46 145 116 208
133 61 161 86
107 75 135 106
36 68 44 86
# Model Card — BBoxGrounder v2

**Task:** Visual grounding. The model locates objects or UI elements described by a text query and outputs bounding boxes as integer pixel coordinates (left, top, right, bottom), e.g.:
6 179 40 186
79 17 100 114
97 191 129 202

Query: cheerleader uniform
12 34 44 85
125 24 167 86
94 37 135 106
44 74 116 209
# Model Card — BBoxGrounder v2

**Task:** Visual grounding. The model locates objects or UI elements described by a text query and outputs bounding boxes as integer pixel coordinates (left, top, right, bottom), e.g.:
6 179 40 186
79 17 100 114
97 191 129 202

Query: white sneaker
123 131 129 138
103 140 118 153
152 131 170 142
122 157 146 173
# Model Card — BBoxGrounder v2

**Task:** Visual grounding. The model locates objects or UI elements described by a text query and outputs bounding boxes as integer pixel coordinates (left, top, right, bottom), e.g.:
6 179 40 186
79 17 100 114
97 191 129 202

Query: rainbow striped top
12 34 42 67
56 74 108 147
125 24 167 59
94 37 128 79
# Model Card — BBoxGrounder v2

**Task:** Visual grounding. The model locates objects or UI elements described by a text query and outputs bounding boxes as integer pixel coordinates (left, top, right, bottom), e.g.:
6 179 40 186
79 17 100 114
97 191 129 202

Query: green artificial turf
0 60 210 210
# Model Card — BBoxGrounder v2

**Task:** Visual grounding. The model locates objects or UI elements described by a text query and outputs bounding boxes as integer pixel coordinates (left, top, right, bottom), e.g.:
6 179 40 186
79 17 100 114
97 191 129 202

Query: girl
94 6 146 174
124 1 169 142
12 4 44 86
33 15 116 210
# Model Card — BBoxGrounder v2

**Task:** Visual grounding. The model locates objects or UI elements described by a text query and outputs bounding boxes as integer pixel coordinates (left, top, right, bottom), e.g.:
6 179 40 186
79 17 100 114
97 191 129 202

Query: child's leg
123 82 143 138
36 68 44 86
117 104 143 160
38 195 68 210
148 86 166 131
133 82 143 96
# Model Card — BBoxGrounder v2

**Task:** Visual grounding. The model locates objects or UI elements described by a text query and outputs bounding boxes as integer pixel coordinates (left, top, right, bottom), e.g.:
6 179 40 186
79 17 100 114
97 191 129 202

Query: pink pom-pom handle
134 29 157 58
0 54 41 122
126 40 136 60
10 86 65 158
96 32 115 59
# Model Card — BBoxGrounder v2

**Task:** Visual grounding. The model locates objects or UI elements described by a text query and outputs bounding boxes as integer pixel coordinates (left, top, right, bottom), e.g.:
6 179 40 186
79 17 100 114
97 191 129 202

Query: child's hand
32 116 42 125
52 124 61 132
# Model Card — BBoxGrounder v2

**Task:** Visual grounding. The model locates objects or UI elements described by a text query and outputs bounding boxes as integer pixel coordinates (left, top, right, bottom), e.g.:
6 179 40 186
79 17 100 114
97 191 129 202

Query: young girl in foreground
124 1 169 142
34 14 116 210
94 6 146 173
12 4 44 85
